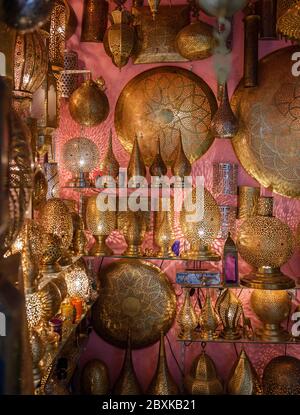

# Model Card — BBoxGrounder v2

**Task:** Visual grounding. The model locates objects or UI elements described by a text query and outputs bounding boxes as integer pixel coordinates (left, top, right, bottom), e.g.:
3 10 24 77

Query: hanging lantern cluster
103 2 136 69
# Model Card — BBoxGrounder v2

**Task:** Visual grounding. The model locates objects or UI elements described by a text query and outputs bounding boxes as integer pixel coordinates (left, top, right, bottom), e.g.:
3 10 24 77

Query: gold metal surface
184 351 223 395
80 360 110 395
237 186 260 220
149 138 167 178
231 46 300 198
180 188 221 260
21 222 39 295
147 0 160 19
13 30 48 103
81 0 108 43
177 288 198 340
199 290 220 340
69 79 109 127
211 82 239 139
100 129 120 179
227 349 262 395
103 9 135 69
262 355 300 395
38 198 73 251
115 66 217 166
132 6 189 64
215 289 243 340
147 332 179 395
171 132 192 179
127 136 146 183
257 196 273 217
176 20 215 61
113 334 142 395
237 216 295 289
277 0 300 40
251 290 291 342
119 210 149 256
86 195 116 256
39 281 62 321
48 0 68 72
59 50 78 99
154 211 175 257
30 330 45 388
32 168 48 210
39 233 63 274
26 292 43 329
63 259 91 301
92 260 176 348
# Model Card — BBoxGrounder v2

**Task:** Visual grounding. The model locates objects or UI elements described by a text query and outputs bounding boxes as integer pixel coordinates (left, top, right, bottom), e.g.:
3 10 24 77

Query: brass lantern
262 355 300 395
13 30 48 115
180 188 221 260
103 9 135 69
81 0 109 42
215 289 243 340
48 0 68 73
237 216 295 289
69 78 110 126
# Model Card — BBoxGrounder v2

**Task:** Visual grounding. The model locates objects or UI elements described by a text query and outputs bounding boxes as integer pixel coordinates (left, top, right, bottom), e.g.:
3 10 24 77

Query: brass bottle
199 290 220 340
127 135 146 186
177 288 198 340
147 332 179 395
113 334 142 395
211 82 239 139
171 132 191 182
227 349 262 395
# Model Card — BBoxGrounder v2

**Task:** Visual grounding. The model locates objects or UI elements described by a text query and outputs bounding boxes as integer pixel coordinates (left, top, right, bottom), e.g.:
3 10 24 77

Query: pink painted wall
56 0 300 392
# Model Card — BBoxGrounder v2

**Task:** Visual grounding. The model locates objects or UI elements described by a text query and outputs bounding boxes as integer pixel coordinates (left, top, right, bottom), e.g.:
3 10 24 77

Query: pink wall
57 0 300 392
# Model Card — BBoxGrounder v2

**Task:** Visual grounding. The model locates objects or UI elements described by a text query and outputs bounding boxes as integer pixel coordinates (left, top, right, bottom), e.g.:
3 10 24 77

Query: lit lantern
48 0 68 73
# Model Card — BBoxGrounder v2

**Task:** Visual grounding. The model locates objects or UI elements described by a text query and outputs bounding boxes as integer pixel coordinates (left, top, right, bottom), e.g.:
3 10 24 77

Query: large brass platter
231 46 300 198
115 66 217 166
92 259 176 349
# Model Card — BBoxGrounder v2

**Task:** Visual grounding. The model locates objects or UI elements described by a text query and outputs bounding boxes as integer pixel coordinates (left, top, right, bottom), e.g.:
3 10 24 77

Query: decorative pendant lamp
263 355 300 395
39 233 63 274
69 78 109 126
63 136 100 188
199 290 220 339
63 259 92 301
13 30 48 115
127 135 146 186
184 350 223 394
227 349 262 395
80 360 110 395
215 289 243 340
147 332 179 395
59 50 79 99
250 289 291 342
177 288 198 340
48 0 68 73
103 8 135 69
113 333 142 395
81 0 109 42
211 82 238 138
237 216 295 289
180 188 221 261
277 0 300 41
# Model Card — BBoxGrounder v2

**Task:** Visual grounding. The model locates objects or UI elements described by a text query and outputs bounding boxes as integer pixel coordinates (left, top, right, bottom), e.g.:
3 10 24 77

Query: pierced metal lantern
59 50 78 99
277 0 300 41
215 289 243 340
48 0 68 73
103 9 135 69
237 216 295 289
81 0 109 42
13 30 48 114
62 137 100 188
64 259 91 301
263 356 300 395
213 162 238 196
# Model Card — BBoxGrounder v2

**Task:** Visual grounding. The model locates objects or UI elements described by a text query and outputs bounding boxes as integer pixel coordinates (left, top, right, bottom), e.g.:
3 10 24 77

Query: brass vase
180 188 221 260
227 349 262 395
237 216 295 289
127 136 146 186
121 210 148 256
199 290 220 340
251 289 291 342
215 289 243 340
211 82 239 139
69 79 110 127
80 359 110 395
147 332 179 395
81 0 109 43
113 335 142 395
177 288 198 340
184 351 223 395
154 211 175 257
103 9 135 69
86 195 116 256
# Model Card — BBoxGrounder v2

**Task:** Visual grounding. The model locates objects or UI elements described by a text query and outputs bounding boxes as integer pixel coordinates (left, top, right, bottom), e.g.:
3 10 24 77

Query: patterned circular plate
115 66 217 166
231 46 300 198
92 259 176 349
